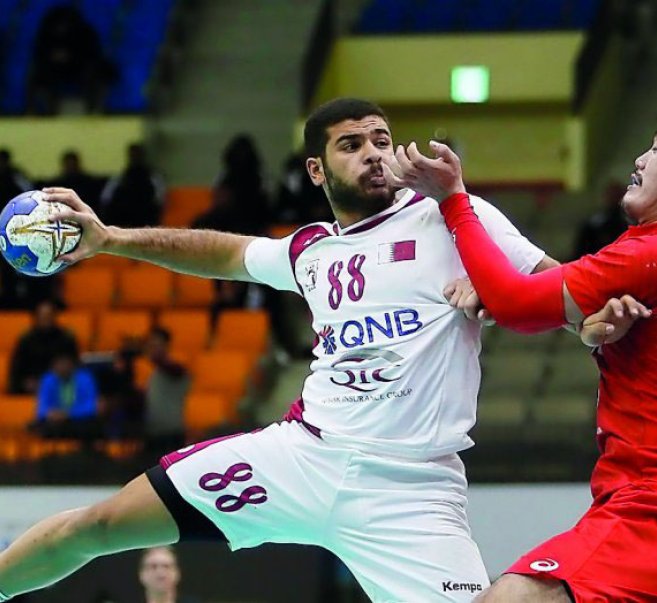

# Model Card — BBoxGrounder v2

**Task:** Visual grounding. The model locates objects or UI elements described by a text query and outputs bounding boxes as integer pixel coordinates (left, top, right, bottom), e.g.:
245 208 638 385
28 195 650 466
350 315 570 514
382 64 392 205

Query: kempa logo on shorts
529 558 560 572
442 581 483 593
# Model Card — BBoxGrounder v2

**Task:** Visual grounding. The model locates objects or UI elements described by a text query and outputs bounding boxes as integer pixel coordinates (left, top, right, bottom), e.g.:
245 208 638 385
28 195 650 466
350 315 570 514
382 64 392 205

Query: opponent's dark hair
304 98 389 158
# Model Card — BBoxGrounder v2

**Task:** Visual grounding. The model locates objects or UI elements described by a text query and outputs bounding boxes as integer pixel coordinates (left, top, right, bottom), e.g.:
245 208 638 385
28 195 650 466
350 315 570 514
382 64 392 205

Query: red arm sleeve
440 193 565 333
563 237 657 315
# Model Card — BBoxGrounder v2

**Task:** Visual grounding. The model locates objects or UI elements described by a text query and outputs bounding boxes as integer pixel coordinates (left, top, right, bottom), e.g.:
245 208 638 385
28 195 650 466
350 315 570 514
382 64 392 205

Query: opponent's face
307 116 396 216
139 548 180 595
622 136 657 224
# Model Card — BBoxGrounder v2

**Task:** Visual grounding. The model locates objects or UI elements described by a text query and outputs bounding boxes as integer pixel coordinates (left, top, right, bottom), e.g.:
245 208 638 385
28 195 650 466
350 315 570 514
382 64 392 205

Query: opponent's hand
382 140 466 201
42 187 110 264
579 295 651 347
443 278 495 325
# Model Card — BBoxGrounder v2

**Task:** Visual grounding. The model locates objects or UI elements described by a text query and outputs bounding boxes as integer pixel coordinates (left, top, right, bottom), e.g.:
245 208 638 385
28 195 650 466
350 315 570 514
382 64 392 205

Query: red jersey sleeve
563 236 657 316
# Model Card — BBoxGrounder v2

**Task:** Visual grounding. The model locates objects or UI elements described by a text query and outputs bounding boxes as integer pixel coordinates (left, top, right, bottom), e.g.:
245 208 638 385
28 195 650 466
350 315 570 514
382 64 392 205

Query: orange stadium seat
0 395 37 463
162 187 212 227
0 353 9 393
133 356 155 390
0 395 36 432
268 224 300 239
212 309 270 364
158 309 210 353
184 392 233 437
63 268 116 308
192 351 252 405
81 255 135 272
58 310 94 351
118 265 174 309
0 311 32 353
173 273 216 307
95 311 151 351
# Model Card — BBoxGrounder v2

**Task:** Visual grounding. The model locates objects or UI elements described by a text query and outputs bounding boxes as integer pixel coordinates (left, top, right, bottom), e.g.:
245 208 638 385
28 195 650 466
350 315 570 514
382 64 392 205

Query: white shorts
150 420 490 602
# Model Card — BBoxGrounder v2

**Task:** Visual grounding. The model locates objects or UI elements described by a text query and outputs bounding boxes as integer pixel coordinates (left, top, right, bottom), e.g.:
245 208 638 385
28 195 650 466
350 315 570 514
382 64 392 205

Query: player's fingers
461 292 480 321
582 320 616 342
443 282 457 298
429 140 460 164
620 294 652 318
605 298 624 319
48 208 85 225
477 308 495 325
57 249 85 265
406 142 431 169
382 153 404 178
395 144 415 175
381 162 407 189
42 190 86 212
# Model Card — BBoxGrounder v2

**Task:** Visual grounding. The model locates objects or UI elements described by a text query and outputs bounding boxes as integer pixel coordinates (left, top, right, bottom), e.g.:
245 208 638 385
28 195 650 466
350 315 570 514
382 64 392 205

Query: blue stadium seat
0 0 173 113
0 0 22 33
0 0 74 112
77 0 123 51
409 0 460 33
570 0 600 29
514 0 568 30
105 0 175 112
355 0 411 34
463 0 517 32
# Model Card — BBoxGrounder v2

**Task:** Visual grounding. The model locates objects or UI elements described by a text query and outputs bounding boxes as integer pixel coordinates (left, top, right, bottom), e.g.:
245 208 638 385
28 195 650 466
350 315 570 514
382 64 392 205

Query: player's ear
306 157 325 187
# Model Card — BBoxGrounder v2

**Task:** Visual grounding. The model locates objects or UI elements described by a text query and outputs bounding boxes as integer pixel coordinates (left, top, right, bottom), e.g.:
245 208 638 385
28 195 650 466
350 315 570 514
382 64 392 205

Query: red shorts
506 483 657 603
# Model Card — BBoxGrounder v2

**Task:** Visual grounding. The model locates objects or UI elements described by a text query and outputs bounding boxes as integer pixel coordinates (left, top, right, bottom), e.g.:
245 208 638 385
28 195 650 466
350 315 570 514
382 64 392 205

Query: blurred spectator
193 135 271 316
143 328 190 458
96 348 144 440
194 134 271 235
0 149 32 203
572 182 628 258
31 349 101 442
273 151 332 224
45 150 106 212
9 300 78 394
139 547 200 603
27 5 116 114
101 143 165 227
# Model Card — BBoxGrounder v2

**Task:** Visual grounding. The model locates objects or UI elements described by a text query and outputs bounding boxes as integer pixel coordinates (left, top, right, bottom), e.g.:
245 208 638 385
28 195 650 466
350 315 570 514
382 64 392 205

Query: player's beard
324 165 395 218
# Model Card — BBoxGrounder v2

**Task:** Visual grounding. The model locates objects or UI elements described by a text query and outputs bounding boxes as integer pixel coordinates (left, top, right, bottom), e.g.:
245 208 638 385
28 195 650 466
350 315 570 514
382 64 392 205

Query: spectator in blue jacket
32 350 102 442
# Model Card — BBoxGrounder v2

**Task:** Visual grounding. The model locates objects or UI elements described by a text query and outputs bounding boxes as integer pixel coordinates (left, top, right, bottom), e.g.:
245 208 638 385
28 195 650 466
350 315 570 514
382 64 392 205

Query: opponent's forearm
441 193 566 333
102 227 256 280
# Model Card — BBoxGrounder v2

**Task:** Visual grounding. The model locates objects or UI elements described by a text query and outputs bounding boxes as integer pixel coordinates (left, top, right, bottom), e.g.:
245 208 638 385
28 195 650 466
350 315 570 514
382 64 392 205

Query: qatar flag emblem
377 240 416 264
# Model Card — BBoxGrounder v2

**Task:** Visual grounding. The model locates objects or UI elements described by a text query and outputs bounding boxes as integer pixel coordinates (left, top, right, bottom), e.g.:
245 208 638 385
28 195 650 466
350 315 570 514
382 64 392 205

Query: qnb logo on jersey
442 581 484 593
333 308 423 350
330 349 403 392
529 558 560 572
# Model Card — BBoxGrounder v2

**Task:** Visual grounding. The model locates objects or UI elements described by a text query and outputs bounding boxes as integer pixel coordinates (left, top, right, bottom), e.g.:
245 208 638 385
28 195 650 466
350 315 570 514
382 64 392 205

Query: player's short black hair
304 98 389 158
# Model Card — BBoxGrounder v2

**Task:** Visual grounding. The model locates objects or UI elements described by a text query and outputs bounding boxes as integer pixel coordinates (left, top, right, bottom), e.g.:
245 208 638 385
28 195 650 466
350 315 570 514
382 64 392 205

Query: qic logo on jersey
330 349 403 392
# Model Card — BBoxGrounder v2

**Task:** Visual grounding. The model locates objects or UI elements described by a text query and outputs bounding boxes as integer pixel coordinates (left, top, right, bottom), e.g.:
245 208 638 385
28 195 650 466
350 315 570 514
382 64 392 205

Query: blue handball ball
0 190 82 277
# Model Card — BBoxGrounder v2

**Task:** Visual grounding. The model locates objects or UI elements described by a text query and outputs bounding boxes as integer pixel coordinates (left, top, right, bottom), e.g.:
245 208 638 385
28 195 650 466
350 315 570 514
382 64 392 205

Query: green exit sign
451 66 490 103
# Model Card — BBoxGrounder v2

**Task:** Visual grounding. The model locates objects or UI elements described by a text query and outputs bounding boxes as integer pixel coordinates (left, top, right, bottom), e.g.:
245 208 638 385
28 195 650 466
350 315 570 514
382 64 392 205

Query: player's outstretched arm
43 187 257 281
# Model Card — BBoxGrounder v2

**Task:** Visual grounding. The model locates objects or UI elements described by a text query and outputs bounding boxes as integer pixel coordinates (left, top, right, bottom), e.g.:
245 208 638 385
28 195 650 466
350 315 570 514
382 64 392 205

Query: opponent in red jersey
384 138 657 602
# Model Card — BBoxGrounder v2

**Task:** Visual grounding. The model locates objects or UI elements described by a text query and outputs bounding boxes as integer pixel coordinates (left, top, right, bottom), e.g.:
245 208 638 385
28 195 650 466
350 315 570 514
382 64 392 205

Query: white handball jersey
245 190 544 460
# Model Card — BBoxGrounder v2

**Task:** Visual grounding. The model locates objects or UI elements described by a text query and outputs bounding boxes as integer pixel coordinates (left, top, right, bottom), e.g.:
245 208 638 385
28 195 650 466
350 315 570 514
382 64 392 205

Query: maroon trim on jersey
288 224 332 294
339 192 426 235
159 433 247 469
282 397 321 439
